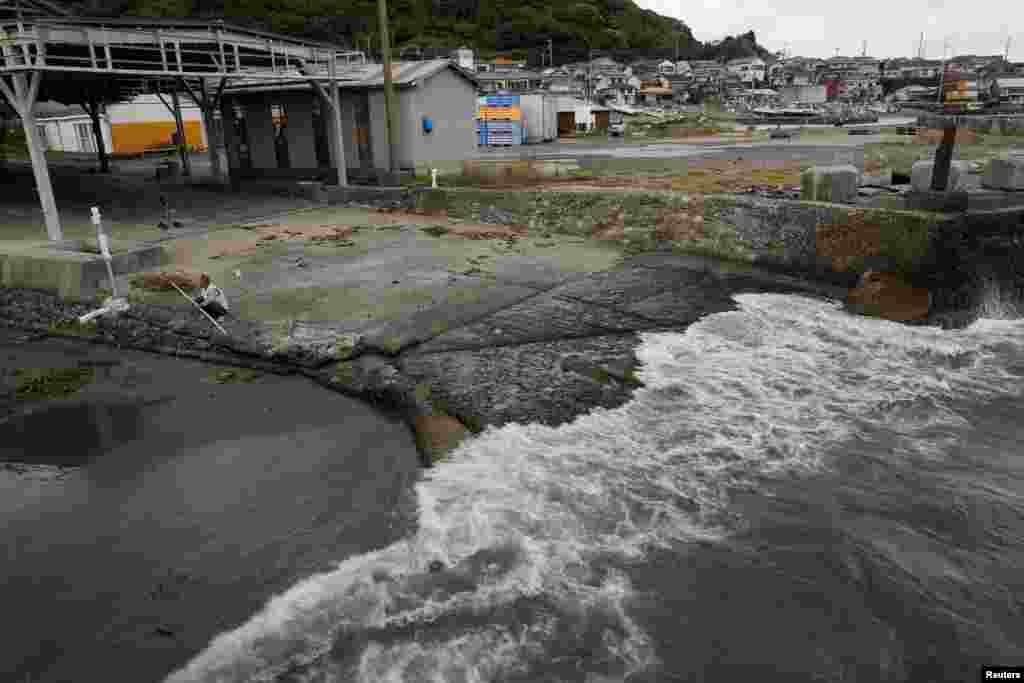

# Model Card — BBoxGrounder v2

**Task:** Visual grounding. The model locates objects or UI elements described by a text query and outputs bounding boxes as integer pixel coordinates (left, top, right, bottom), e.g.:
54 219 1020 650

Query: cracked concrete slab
398 333 645 429
410 289 662 354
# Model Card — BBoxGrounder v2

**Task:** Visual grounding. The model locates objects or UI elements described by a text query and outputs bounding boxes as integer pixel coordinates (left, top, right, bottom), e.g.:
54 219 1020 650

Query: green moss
15 366 96 401
211 368 262 384
333 361 356 386
414 381 432 405
589 366 612 385
622 367 645 388
421 225 450 237
48 318 98 338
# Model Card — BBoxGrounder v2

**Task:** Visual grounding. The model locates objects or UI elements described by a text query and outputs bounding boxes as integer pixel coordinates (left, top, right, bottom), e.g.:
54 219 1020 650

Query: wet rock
847 271 931 322
478 206 518 225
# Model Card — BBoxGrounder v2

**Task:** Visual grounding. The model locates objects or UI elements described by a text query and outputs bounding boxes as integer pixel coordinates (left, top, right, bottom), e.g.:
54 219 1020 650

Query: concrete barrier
801 165 860 203
911 160 973 192
0 241 165 299
982 156 1024 191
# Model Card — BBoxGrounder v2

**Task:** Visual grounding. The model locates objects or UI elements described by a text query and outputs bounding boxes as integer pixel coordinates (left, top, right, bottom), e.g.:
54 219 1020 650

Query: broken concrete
800 165 860 204
982 156 1024 192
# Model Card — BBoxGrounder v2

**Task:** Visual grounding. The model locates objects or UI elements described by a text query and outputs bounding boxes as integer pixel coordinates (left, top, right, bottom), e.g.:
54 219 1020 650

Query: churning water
168 293 1024 683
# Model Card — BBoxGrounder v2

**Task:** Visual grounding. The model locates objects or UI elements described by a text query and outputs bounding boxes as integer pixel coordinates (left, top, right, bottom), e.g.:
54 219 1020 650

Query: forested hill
66 0 772 64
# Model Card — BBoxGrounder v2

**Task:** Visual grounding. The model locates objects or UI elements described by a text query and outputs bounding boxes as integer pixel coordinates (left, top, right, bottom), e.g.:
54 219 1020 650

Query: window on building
74 122 96 153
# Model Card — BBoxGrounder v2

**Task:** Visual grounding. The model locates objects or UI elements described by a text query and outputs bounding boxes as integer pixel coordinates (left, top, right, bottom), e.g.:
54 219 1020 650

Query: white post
91 206 119 299
431 168 438 188
0 68 62 241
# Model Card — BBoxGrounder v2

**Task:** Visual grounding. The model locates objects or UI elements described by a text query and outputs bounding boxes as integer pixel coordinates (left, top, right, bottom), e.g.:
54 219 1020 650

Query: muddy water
170 294 1024 683
0 336 422 683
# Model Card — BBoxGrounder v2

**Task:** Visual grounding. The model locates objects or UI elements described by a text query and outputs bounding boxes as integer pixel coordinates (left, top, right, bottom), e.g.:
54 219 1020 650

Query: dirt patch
912 128 979 145
815 210 883 272
444 223 528 241
654 200 707 242
592 207 626 242
413 413 471 464
847 271 931 321
131 270 203 292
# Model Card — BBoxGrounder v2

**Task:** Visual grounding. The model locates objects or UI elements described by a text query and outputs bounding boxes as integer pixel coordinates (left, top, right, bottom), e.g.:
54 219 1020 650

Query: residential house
638 77 674 105
475 69 544 94
690 60 725 87
33 94 207 156
450 47 476 72
990 78 1024 105
726 57 766 86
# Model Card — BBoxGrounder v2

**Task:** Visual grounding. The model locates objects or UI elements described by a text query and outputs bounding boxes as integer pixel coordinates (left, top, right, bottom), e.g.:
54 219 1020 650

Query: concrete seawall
3 189 1022 467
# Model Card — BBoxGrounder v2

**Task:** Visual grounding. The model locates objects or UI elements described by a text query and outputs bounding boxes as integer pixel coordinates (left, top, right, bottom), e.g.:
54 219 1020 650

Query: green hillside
70 0 769 63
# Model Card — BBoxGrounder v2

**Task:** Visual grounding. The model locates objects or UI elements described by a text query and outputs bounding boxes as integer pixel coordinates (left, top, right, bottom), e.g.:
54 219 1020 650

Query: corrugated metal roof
226 59 477 93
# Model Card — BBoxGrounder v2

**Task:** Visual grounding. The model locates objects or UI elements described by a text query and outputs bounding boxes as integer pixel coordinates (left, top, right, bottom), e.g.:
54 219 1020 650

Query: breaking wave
166 293 1024 683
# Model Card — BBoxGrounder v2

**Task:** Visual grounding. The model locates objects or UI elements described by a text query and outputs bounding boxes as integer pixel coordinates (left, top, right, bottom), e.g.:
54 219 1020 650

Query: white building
657 60 676 76
450 47 475 72
34 93 207 155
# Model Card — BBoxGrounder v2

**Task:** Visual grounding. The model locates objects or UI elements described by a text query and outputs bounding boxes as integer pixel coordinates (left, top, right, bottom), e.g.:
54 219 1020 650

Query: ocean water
167 293 1024 683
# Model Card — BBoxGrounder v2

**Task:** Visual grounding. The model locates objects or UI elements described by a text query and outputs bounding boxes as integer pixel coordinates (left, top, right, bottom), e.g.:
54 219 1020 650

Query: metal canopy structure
0 14 367 241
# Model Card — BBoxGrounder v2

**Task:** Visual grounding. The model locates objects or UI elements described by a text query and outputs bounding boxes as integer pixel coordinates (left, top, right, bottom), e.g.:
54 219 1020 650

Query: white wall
34 115 113 154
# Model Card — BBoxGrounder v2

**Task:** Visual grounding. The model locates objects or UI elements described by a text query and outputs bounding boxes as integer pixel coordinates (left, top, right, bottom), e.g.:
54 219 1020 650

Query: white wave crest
167 294 1024 683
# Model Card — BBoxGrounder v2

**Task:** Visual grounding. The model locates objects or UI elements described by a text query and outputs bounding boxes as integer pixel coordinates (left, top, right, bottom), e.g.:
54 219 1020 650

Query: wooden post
170 87 191 177
930 119 957 192
378 0 400 176
0 70 62 241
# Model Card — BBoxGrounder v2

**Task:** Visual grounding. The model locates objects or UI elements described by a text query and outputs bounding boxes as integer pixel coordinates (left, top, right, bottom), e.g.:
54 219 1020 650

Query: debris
131 270 202 292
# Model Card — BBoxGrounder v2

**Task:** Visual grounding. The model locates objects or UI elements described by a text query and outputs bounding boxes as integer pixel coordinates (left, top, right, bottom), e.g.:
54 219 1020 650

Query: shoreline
0 250 986 468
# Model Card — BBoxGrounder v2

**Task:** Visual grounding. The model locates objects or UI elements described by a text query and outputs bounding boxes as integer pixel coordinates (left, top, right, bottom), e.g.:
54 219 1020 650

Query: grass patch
15 366 96 401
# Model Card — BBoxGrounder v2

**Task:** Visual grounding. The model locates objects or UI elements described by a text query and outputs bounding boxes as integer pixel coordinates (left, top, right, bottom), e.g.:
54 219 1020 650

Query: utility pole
377 0 400 177
919 32 925 60
937 36 950 104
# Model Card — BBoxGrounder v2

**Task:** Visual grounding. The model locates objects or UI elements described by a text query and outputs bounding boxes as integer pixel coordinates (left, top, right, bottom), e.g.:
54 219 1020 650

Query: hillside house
726 57 766 85
476 69 543 94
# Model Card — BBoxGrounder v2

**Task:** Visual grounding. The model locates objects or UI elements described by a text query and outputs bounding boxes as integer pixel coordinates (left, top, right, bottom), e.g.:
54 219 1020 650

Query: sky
634 0 1024 61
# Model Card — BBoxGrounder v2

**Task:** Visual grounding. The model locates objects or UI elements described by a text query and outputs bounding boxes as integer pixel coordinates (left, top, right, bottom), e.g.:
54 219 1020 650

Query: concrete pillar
931 123 958 192
220 96 241 191
245 99 277 170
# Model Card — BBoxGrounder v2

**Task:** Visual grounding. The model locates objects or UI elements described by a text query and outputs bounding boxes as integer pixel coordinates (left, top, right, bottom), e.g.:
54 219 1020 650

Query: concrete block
800 165 860 203
910 160 972 192
861 168 893 187
982 157 1024 191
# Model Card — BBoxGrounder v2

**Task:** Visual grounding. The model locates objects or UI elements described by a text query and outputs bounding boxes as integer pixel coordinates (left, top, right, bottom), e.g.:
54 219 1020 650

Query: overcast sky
634 0 1024 61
